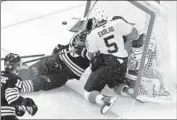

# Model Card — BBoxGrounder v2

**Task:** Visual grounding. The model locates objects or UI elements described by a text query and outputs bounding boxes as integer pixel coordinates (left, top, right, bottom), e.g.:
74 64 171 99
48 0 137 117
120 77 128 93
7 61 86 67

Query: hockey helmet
86 17 98 30
71 30 88 48
4 53 21 72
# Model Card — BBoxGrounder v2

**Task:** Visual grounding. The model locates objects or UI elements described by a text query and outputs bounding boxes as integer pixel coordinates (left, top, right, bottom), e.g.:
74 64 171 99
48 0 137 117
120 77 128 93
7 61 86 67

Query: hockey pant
84 54 128 92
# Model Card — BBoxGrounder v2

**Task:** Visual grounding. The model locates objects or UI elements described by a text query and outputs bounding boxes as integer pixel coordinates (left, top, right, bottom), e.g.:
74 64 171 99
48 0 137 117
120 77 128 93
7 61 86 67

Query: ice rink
1 1 176 119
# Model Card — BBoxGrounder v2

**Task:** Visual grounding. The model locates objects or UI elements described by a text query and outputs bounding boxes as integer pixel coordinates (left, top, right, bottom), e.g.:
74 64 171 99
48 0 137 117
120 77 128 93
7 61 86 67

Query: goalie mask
4 53 21 73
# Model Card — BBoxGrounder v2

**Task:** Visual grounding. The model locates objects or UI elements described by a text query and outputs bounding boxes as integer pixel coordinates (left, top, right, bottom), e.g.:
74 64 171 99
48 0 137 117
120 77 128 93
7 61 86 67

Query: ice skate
100 95 118 114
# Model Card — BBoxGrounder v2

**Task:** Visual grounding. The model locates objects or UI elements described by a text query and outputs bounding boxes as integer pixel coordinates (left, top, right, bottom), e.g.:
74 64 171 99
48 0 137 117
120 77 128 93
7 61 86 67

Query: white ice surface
1 1 176 119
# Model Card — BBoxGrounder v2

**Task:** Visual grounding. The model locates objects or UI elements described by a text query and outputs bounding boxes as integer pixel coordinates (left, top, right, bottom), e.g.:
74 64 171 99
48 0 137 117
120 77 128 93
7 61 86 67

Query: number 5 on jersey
103 35 118 53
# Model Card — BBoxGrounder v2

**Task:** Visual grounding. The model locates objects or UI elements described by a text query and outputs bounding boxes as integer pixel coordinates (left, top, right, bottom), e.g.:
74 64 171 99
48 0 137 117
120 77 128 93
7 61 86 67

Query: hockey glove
24 98 38 116
44 57 63 73
52 44 66 55
15 105 26 116
132 33 145 48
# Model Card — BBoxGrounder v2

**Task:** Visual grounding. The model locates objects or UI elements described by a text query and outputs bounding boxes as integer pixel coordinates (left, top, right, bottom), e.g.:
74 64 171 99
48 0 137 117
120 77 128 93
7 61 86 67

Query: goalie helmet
4 53 21 72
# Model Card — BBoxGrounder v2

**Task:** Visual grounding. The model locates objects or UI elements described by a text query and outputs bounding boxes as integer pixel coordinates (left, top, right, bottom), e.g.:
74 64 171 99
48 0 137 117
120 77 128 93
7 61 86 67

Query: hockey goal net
85 1 173 103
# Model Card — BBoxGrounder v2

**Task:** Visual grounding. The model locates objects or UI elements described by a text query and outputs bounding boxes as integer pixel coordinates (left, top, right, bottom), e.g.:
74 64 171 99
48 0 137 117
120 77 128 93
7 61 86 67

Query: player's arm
5 78 38 116
116 19 139 41
85 32 105 72
5 79 24 106
85 32 98 60
20 80 34 93
52 44 68 55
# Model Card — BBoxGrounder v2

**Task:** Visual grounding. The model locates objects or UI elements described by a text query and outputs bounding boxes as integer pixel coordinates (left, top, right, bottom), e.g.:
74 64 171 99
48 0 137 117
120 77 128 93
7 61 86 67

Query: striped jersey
57 45 90 80
1 71 24 117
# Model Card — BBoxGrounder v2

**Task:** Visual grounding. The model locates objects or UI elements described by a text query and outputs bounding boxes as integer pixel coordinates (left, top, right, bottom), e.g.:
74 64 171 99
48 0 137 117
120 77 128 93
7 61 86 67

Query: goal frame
83 1 159 99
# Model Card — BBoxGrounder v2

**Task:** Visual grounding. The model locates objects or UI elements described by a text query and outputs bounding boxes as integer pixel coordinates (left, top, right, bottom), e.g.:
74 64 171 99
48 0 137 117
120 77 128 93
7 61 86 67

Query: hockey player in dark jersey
17 18 97 93
18 27 92 93
1 53 38 120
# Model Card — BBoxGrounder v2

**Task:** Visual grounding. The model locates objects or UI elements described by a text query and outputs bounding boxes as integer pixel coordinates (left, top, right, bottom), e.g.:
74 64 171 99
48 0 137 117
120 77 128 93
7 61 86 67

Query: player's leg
18 57 50 80
31 72 68 91
84 67 107 92
105 55 134 96
19 56 68 92
84 66 118 114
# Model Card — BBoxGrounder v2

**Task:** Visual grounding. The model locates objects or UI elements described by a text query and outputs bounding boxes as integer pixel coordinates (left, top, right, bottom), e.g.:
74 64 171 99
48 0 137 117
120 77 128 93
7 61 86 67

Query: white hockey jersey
86 19 134 58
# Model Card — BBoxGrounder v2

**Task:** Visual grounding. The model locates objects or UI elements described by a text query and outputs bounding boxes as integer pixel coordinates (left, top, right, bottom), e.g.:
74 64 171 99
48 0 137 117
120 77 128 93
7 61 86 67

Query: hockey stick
22 50 76 64
1 54 45 61
22 56 51 64
68 0 98 46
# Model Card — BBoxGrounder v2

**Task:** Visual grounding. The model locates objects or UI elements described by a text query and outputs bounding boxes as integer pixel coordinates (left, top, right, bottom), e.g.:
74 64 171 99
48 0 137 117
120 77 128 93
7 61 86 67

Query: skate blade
101 96 119 114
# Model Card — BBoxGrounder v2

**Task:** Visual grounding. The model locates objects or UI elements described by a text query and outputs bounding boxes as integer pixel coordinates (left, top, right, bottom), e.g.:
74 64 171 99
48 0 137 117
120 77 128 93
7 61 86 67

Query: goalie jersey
56 44 90 79
1 71 23 117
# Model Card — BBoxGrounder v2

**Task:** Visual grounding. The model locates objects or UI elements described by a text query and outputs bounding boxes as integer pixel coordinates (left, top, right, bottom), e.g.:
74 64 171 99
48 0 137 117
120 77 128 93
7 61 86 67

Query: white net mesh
88 1 149 33
87 0 172 103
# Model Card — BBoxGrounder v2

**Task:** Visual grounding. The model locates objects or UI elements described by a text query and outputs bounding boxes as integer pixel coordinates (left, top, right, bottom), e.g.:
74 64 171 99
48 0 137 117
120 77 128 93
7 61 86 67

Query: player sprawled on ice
17 16 142 98
1 53 38 120
17 18 97 93
81 16 142 114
